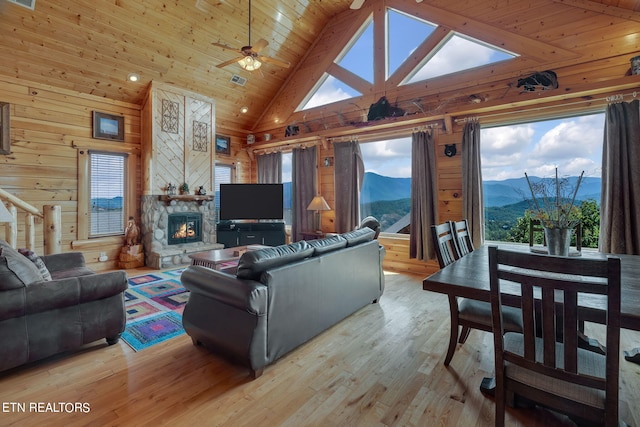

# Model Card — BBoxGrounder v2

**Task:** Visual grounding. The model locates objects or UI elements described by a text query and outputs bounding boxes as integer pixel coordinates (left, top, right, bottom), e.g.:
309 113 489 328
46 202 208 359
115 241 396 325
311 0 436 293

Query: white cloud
481 114 604 180
303 76 354 109
360 137 412 178
482 125 534 154
530 116 603 176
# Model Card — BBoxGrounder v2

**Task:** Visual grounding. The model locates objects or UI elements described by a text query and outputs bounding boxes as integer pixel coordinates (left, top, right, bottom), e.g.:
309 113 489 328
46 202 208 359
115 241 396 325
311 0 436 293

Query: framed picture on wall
215 134 231 155
92 111 125 141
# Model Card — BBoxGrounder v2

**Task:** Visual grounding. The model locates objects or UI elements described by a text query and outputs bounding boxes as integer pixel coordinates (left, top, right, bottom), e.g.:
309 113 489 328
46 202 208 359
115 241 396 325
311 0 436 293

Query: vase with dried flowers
525 168 584 256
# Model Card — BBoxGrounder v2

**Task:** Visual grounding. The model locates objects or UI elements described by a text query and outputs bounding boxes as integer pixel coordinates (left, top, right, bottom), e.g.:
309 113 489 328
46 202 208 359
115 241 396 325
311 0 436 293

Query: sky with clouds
481 113 604 181
284 8 605 183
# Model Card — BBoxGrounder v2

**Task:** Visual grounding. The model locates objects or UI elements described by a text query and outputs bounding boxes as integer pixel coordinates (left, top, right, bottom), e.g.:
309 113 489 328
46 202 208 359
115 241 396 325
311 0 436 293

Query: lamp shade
0 202 13 222
307 195 331 211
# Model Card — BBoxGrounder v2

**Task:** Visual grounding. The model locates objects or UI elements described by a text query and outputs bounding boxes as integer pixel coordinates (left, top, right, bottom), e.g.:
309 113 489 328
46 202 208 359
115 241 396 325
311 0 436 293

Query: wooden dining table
423 243 640 332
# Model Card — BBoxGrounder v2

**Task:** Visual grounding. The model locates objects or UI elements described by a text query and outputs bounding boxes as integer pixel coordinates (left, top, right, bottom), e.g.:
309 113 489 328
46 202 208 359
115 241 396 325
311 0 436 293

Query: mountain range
91 174 600 211
359 173 601 208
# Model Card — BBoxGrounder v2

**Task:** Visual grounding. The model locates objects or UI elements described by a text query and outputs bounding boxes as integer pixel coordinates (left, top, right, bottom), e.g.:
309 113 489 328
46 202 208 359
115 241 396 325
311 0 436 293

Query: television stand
216 221 286 248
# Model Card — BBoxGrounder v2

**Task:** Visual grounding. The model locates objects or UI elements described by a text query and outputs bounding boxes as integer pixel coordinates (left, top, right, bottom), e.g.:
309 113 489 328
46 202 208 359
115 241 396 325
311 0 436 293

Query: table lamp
306 195 331 233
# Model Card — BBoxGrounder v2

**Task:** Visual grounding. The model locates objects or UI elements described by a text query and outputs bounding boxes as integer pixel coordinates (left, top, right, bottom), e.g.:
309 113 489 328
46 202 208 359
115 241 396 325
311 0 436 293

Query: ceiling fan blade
216 56 244 68
252 38 269 53
260 56 291 69
350 0 365 9
211 42 240 52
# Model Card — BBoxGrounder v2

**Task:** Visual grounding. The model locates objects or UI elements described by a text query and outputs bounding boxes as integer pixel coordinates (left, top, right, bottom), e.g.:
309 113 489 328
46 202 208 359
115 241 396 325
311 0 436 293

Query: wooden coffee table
188 245 267 270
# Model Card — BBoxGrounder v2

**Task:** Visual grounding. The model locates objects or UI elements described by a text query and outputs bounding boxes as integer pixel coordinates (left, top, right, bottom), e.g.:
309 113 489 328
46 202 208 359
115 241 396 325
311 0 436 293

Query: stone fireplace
141 195 223 269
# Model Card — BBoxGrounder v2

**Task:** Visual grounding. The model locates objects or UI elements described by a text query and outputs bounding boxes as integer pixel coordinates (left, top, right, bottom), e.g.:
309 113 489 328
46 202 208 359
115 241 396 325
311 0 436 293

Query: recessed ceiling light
240 106 249 114
127 73 140 82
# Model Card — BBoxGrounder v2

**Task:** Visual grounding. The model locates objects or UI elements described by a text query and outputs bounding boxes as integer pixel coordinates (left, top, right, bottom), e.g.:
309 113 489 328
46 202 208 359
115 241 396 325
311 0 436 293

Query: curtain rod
252 139 319 156
327 122 440 144
455 90 639 124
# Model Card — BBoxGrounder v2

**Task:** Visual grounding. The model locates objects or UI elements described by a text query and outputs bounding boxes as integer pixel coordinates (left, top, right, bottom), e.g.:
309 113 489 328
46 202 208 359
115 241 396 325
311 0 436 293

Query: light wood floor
1 270 639 426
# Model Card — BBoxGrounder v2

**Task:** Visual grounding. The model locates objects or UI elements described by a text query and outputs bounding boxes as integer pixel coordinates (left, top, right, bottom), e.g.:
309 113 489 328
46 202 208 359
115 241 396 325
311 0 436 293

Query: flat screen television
219 183 284 221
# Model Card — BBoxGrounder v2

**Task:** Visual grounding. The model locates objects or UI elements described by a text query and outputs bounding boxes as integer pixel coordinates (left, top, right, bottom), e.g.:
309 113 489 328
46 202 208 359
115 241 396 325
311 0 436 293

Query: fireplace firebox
168 213 202 245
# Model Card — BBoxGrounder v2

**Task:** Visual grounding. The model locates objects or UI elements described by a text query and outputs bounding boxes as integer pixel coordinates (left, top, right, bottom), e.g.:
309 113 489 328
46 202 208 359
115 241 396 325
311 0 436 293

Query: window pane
406 34 516 84
360 137 412 233
481 113 604 247
387 9 436 78
299 74 361 111
214 164 233 223
337 20 374 83
90 152 125 236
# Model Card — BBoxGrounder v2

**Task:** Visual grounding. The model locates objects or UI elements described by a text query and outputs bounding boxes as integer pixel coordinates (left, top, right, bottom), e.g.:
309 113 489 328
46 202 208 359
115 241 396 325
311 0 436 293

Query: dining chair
488 246 621 427
431 222 460 268
450 219 474 256
431 222 522 366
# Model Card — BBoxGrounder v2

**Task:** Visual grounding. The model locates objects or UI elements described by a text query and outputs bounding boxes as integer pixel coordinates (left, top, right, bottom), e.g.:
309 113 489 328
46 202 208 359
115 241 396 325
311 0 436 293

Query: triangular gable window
337 20 374 84
298 74 362 110
405 33 516 84
297 8 518 111
387 9 436 78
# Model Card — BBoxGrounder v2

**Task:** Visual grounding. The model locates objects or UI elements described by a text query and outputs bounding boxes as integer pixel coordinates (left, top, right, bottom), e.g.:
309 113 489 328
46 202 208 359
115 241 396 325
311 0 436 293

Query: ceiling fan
350 0 423 9
212 0 290 71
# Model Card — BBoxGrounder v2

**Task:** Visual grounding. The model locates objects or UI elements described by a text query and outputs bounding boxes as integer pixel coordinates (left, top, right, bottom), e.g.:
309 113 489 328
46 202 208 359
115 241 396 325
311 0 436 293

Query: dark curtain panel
461 121 485 248
334 140 364 233
409 130 437 260
292 146 316 241
257 152 282 184
600 99 640 254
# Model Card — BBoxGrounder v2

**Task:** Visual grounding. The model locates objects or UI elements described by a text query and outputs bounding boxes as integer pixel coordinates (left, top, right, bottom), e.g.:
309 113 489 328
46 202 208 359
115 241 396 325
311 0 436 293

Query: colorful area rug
122 268 188 351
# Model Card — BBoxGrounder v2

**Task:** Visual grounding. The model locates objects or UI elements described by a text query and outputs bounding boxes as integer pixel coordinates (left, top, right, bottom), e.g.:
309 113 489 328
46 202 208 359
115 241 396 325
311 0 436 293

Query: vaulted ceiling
0 0 638 137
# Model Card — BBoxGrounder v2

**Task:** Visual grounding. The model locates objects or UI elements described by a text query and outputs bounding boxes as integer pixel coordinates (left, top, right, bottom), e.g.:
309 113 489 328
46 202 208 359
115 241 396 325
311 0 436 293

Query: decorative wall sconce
323 157 333 167
444 144 457 157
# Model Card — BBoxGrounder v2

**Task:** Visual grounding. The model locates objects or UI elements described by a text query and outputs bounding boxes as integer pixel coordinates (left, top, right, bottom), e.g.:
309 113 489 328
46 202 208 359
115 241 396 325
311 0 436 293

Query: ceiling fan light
238 56 262 71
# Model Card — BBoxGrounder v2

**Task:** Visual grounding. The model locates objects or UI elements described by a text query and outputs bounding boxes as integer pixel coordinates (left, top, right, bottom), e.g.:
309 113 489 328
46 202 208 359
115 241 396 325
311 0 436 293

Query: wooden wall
0 75 141 272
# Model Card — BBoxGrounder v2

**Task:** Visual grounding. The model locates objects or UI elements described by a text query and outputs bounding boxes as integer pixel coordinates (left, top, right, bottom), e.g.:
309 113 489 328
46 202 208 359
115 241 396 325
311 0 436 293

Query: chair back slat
430 222 460 268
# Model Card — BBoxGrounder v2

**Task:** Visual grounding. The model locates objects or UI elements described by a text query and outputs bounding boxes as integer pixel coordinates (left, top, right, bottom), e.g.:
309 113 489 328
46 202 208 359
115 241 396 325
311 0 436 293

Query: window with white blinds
90 152 126 236
214 164 233 223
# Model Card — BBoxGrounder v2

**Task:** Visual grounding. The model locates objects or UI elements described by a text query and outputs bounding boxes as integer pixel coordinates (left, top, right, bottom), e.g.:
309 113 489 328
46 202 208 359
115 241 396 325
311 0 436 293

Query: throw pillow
18 248 53 281
0 246 45 285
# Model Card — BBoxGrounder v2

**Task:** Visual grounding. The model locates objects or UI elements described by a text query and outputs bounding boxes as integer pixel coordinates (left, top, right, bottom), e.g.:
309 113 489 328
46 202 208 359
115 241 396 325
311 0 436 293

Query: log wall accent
0 75 141 271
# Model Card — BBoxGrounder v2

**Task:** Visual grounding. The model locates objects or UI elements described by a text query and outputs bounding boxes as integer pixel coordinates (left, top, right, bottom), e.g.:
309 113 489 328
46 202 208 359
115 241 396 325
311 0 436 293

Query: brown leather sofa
181 227 385 378
0 239 128 373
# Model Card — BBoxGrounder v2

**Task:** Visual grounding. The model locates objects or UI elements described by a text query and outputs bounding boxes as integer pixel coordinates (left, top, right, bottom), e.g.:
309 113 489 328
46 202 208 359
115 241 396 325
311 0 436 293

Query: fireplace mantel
160 195 213 205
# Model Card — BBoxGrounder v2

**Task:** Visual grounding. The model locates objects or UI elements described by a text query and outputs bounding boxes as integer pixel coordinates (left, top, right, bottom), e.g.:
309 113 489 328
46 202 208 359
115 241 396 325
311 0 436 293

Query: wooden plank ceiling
0 0 638 135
